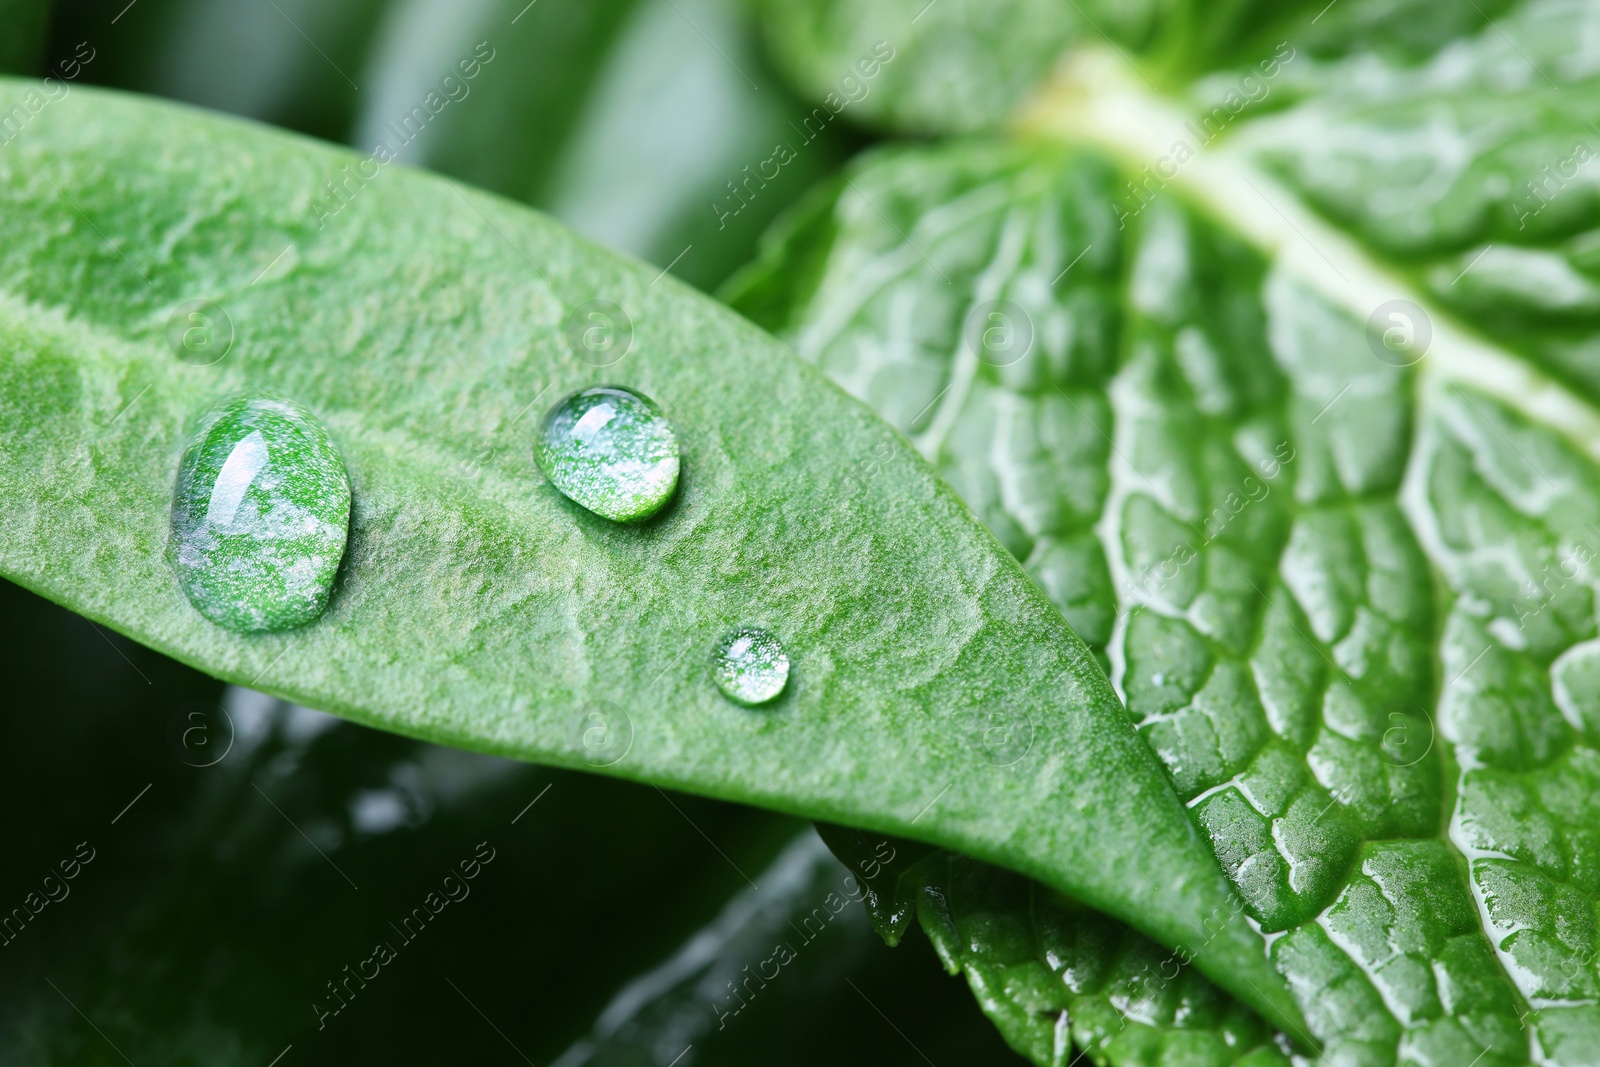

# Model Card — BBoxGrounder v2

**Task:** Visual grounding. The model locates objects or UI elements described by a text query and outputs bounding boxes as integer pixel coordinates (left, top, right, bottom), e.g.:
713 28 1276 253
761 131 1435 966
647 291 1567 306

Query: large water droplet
535 386 679 523
712 628 789 706
171 397 351 633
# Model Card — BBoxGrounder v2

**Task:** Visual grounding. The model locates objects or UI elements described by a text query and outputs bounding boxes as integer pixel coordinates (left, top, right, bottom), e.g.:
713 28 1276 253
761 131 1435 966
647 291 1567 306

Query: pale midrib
1013 48 1600 464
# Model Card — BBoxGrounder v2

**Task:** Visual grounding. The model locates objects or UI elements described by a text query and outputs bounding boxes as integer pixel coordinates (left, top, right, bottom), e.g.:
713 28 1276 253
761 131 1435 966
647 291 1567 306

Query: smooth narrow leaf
0 80 1300 1034
62 0 842 292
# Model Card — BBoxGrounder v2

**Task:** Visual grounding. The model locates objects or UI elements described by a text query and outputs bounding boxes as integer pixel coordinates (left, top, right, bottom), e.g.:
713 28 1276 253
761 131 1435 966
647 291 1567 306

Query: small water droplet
170 396 351 633
712 628 789 706
535 386 679 523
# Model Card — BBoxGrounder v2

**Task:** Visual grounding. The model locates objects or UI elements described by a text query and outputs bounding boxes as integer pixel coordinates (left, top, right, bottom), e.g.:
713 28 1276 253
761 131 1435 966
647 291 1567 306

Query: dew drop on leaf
170 396 351 633
712 628 790 706
535 386 680 523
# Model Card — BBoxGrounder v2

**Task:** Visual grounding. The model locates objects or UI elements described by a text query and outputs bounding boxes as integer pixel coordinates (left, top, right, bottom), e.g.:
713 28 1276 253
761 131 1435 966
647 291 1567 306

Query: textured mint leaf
1234 0 1600 405
754 0 1084 134
816 827 1288 1065
729 129 1600 1064
749 0 1500 138
735 1 1600 1061
0 79 1305 1035
915 854 1290 1067
1416 391 1600 1063
730 144 1128 659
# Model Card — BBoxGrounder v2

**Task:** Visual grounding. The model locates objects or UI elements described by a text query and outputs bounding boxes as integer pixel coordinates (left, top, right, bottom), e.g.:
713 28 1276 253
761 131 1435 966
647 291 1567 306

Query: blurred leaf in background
45 0 855 290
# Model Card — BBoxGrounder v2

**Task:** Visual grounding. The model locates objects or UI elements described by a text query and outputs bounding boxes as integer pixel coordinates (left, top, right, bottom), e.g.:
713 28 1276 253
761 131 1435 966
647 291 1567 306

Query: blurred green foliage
42 0 858 290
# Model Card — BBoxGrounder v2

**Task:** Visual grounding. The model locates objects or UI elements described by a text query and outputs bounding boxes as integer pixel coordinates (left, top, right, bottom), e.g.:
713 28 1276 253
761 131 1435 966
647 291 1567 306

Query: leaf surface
818 826 1290 1065
0 79 1301 1032
731 16 1600 1047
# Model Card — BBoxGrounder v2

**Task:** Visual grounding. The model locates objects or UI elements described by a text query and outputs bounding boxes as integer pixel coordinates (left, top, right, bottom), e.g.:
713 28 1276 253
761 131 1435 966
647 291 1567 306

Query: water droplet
535 386 680 522
170 397 351 633
712 628 789 706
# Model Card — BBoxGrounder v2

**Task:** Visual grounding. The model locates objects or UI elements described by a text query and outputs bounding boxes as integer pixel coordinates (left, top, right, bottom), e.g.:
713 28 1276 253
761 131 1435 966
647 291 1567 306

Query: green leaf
0 79 1302 1037
754 0 1085 135
916 854 1290 1067
1234 0 1600 404
816 826 1288 1065
728 23 1600 1048
813 821 937 945
752 0 1522 138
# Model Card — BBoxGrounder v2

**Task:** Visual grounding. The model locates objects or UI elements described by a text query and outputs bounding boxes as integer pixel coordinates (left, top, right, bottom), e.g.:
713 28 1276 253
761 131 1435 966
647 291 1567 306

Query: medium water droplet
712 628 789 706
535 386 679 523
170 396 351 633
